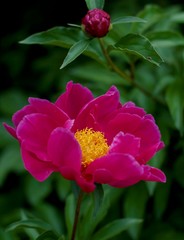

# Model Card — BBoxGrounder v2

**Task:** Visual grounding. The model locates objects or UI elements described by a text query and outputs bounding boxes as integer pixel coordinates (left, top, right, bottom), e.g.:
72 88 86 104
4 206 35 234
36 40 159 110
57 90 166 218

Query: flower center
74 128 109 167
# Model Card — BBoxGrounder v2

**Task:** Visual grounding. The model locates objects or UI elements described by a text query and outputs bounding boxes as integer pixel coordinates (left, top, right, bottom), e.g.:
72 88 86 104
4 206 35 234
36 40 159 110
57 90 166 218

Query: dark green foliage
1 0 184 239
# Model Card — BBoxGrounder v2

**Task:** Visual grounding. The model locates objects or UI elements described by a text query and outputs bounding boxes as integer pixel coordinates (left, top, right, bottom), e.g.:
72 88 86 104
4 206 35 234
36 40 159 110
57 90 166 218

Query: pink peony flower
3 81 166 192
81 8 111 38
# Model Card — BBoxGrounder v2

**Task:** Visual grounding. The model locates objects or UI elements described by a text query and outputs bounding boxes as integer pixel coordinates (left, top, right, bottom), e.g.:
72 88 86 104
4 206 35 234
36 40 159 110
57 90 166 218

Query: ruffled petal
21 141 54 181
55 81 94 119
73 85 120 131
141 165 166 183
17 113 58 161
121 101 146 117
47 127 82 180
29 97 69 126
86 153 143 188
109 132 140 157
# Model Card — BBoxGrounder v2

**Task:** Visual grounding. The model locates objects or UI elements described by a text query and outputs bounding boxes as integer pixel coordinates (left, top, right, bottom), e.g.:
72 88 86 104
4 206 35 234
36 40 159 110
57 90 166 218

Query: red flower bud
82 8 111 38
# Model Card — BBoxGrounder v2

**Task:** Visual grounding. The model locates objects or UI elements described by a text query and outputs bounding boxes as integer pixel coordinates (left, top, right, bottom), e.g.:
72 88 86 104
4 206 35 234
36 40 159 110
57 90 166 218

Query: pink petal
21 141 54 181
73 85 120 131
106 113 142 144
29 97 69 126
55 81 94 119
134 118 162 163
109 132 140 157
3 123 17 139
121 101 146 117
17 113 58 160
142 165 166 183
12 105 35 127
86 153 143 188
47 127 82 180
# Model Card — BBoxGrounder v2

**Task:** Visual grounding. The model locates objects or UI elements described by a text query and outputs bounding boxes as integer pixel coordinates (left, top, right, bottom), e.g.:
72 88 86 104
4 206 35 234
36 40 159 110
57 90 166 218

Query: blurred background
0 0 184 239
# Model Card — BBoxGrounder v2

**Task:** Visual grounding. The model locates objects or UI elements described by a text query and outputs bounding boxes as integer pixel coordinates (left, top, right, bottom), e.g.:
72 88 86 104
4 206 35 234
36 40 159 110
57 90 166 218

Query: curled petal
3 123 17 139
142 165 166 183
73 85 120 131
21 141 54 181
121 101 146 117
17 113 58 160
106 113 142 144
47 127 82 180
29 97 69 125
12 105 35 127
86 153 143 188
55 81 94 119
109 132 140 157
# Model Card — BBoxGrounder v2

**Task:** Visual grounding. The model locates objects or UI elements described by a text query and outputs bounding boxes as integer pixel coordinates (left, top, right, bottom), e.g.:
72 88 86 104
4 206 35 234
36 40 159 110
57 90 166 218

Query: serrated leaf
6 219 52 232
92 218 142 240
60 39 91 69
112 16 146 25
147 31 184 47
166 83 184 134
36 230 59 240
85 0 105 10
110 33 163 66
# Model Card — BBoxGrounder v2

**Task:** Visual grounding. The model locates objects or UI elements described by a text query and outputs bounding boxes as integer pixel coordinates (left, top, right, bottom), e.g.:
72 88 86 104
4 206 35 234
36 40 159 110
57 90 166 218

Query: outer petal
86 153 143 188
121 101 146 117
109 132 140 157
21 141 54 181
47 127 82 180
55 81 94 119
134 118 163 163
73 85 120 131
17 113 59 161
12 105 35 127
29 97 69 126
141 165 166 183
3 123 17 139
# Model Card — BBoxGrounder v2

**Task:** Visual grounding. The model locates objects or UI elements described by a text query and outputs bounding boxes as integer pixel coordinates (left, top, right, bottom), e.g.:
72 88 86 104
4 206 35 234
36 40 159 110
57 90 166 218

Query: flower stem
71 190 84 240
98 38 165 106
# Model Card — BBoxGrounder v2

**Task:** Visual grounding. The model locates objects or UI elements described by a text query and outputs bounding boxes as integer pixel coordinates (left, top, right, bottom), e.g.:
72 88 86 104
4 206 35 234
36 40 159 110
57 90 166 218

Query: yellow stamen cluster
74 128 109 167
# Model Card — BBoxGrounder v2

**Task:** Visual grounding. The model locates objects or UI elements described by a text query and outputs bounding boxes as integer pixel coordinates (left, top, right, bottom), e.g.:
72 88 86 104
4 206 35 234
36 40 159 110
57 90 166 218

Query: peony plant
3 0 168 239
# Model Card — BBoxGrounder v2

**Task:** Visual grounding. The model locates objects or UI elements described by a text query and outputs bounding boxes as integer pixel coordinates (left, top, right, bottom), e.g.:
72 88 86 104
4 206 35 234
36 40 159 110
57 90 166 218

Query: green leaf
85 0 105 10
20 26 82 48
60 39 91 69
166 83 184 134
92 184 104 217
171 12 184 23
6 219 52 232
64 194 75 239
36 230 59 240
92 218 142 240
112 16 146 25
123 183 149 239
147 31 184 48
110 33 163 66
0 145 23 186
25 177 52 206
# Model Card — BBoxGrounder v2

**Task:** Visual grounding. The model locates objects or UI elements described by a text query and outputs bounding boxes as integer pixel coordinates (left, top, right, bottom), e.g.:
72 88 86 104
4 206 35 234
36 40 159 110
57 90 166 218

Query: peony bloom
81 8 111 38
3 81 166 192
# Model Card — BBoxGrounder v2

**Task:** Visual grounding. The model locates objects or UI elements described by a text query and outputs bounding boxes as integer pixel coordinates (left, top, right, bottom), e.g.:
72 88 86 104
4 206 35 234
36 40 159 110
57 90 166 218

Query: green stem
98 38 165 106
71 190 84 240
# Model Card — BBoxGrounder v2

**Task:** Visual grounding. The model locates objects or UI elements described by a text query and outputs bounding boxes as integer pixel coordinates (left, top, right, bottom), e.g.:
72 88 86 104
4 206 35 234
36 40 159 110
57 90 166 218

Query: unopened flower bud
82 8 111 38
